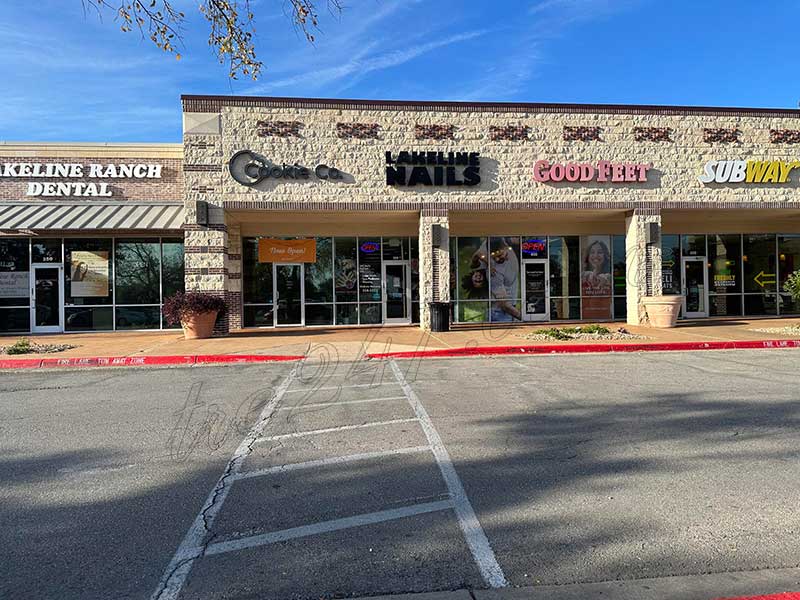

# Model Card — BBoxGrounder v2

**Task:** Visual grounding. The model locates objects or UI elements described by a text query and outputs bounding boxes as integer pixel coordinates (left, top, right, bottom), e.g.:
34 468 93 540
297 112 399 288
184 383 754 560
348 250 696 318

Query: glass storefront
661 233 799 317
449 235 626 323
0 237 184 333
242 236 419 327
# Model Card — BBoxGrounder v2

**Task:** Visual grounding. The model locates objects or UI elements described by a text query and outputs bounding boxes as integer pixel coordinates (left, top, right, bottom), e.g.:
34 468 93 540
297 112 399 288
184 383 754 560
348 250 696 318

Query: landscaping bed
0 338 77 355
520 325 648 342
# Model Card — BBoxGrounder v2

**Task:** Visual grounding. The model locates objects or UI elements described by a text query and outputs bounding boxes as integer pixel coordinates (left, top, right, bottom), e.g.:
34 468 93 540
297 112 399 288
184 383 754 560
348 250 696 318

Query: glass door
382 261 411 324
681 257 708 318
273 263 304 326
31 265 63 333
522 259 549 321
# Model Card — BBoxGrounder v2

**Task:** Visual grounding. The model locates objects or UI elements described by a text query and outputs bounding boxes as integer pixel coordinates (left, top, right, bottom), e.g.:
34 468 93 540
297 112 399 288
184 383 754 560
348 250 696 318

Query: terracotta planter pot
641 295 683 328
181 310 219 340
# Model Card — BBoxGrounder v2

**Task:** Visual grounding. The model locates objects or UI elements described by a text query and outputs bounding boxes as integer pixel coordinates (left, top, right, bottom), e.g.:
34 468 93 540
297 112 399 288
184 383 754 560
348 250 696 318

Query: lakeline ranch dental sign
699 160 800 184
0 162 163 197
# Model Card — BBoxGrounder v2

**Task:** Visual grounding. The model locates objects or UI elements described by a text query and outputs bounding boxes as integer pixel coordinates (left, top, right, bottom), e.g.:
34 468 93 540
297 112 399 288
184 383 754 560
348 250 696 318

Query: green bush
784 270 800 303
6 338 33 355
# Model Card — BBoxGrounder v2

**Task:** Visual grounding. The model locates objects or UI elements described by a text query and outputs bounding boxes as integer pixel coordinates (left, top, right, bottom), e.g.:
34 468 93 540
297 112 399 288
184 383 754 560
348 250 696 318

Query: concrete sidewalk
2 317 800 362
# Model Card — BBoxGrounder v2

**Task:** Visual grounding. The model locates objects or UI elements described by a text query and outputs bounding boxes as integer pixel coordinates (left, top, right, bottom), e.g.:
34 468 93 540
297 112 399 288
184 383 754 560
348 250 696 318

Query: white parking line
150 367 298 600
256 418 419 441
390 359 509 589
203 499 455 556
285 382 401 393
231 446 432 481
275 396 407 410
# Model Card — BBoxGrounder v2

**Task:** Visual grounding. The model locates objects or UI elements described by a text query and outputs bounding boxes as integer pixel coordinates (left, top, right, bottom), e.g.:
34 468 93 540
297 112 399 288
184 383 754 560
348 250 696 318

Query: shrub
162 292 227 326
784 270 800 304
6 338 33 355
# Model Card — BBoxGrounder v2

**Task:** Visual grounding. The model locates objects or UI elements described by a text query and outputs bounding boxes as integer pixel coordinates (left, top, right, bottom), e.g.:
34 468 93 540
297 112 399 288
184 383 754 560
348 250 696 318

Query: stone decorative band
181 95 800 118
415 124 455 140
257 120 303 137
703 128 740 143
183 223 228 232
183 164 221 172
564 126 602 141
634 127 672 142
770 129 800 144
228 253 242 262
185 267 228 275
185 140 217 148
190 186 216 194
336 122 380 139
489 125 529 141
184 245 226 254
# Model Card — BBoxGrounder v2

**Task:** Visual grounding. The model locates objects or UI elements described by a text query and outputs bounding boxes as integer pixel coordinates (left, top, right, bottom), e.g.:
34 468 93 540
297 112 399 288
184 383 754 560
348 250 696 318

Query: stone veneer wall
182 98 800 329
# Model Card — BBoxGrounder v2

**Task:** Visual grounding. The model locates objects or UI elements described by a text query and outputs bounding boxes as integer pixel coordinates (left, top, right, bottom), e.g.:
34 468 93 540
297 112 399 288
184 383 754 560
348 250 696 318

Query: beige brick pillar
182 113 232 334
625 209 662 325
418 207 450 330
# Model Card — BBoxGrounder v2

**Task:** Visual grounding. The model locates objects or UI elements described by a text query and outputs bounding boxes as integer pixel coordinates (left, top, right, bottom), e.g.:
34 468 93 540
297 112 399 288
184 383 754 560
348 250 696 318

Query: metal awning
0 202 185 231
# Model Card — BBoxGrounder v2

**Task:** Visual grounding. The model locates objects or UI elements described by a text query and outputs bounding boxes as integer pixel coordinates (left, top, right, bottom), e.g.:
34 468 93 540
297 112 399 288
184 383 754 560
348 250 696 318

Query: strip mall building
2 96 800 335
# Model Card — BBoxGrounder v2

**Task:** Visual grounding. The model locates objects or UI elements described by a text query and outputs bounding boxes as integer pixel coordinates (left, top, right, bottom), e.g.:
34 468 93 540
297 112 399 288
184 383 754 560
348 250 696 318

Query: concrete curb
366 339 800 359
0 353 304 370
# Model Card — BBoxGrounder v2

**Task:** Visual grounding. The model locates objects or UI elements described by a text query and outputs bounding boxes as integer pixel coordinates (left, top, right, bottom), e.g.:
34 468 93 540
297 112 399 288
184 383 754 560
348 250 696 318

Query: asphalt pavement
2 349 800 600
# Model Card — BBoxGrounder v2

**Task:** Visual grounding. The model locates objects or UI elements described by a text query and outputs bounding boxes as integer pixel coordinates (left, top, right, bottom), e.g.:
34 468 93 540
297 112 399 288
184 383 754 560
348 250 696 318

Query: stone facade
181 96 800 330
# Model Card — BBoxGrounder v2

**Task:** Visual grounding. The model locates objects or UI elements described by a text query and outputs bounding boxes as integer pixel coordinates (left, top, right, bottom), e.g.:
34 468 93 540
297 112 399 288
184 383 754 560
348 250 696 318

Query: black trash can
429 301 451 332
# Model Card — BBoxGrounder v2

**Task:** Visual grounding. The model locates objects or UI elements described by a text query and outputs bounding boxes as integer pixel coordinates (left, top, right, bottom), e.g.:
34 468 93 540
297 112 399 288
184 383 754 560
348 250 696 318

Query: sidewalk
2 317 800 365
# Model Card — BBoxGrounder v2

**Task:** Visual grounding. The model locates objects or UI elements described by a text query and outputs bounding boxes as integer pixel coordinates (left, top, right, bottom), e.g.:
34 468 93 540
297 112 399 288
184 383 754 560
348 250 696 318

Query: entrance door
681 257 708 318
522 259 549 321
31 265 63 333
274 263 304 326
382 261 411 324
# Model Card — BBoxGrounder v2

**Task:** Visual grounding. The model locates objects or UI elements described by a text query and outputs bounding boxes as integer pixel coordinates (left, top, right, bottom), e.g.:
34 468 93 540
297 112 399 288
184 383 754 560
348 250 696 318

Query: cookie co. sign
699 160 800 184
0 162 163 197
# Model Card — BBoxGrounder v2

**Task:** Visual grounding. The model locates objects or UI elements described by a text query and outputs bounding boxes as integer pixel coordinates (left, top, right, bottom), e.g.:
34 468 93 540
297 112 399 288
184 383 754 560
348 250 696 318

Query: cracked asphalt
2 349 800 600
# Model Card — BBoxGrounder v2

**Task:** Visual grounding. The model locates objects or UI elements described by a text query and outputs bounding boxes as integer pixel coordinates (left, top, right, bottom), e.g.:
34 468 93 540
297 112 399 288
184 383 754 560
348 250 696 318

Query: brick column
418 207 450 330
226 223 243 331
625 209 662 325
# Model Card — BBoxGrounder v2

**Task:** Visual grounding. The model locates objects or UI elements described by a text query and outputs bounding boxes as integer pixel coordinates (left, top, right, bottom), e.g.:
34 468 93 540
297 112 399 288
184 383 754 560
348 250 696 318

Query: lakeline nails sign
699 160 800 184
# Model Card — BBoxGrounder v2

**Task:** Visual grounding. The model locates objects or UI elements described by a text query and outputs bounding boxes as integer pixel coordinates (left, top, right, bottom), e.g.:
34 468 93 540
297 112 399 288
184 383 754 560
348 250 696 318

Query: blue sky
1 0 798 142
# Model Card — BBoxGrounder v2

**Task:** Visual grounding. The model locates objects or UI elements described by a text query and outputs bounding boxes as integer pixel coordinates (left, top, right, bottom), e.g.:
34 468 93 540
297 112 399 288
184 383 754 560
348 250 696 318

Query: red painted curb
0 354 304 370
714 593 800 600
366 339 800 359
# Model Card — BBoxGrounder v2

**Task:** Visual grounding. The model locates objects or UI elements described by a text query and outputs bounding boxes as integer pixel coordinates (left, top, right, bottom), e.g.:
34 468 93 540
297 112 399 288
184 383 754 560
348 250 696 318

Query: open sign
360 242 380 253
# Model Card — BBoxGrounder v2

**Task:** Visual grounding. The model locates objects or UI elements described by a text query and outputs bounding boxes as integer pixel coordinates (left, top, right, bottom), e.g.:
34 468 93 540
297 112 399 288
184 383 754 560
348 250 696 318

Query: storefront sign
229 150 342 186
359 241 380 253
699 160 800 184
70 251 109 297
0 162 163 197
0 271 29 298
521 238 547 258
258 238 317 263
385 151 481 186
534 160 651 183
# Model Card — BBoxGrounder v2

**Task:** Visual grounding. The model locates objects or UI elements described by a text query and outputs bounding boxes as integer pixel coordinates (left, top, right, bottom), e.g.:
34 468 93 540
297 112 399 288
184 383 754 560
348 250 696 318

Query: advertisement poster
70 251 109 297
457 236 521 322
0 271 29 298
258 238 316 263
580 235 612 319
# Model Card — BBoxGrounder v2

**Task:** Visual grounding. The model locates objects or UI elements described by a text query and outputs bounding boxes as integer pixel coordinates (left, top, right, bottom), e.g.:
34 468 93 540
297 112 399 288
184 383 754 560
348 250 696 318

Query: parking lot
3 349 800 600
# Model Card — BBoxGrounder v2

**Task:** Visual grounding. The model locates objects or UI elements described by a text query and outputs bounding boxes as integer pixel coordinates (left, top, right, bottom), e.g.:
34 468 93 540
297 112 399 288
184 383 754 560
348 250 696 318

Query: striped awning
0 202 184 231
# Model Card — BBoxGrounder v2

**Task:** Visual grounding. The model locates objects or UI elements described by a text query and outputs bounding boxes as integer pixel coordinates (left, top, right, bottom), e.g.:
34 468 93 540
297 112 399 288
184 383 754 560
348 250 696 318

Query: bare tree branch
79 0 344 80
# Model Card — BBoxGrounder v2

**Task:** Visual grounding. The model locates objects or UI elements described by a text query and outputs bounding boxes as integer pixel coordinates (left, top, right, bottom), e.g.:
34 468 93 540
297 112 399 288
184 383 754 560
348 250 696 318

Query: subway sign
699 160 800 184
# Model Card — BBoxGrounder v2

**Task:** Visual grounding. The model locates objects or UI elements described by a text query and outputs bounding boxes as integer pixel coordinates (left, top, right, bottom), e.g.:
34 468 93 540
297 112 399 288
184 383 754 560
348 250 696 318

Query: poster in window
580 236 612 319
0 271 29 298
70 251 109 297
358 239 382 302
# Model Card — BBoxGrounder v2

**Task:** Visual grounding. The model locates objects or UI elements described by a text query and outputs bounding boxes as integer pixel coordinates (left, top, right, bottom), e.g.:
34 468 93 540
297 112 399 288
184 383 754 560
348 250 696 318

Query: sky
1 0 799 142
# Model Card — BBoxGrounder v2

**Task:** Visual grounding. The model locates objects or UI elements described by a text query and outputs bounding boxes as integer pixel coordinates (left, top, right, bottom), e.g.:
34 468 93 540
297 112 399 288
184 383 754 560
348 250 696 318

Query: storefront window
549 236 580 298
0 239 30 332
382 237 409 261
489 237 521 322
161 238 185 300
743 234 777 315
116 306 161 330
778 235 800 314
334 237 358 303
114 238 161 305
708 234 742 294
31 239 61 264
661 234 680 295
65 239 113 306
305 303 334 326
580 235 612 320
305 237 333 303
612 235 626 297
411 237 420 323
65 306 114 331
681 234 706 257
457 237 489 304
358 238 382 304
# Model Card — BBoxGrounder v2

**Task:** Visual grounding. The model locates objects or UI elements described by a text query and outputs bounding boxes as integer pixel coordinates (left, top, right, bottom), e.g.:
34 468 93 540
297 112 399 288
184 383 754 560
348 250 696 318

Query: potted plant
641 294 683 328
162 292 227 339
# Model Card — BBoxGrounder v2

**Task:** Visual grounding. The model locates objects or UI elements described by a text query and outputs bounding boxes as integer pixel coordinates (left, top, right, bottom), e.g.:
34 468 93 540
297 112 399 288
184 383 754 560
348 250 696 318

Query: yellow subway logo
699 160 800 184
